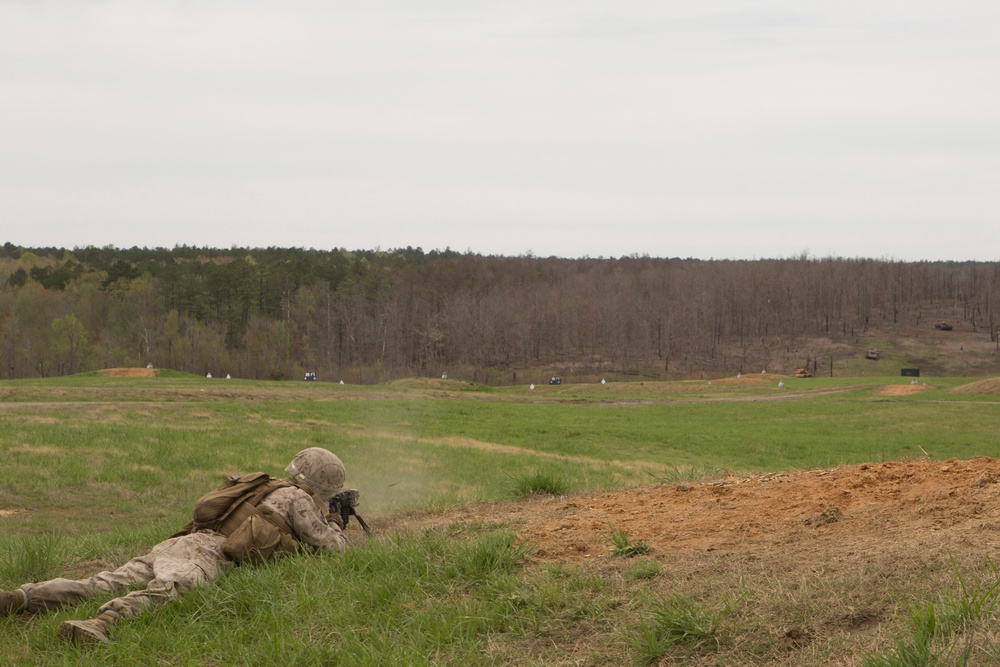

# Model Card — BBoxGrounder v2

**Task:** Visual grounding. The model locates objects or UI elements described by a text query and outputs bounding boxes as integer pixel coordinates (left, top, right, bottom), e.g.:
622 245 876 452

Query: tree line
1 242 998 382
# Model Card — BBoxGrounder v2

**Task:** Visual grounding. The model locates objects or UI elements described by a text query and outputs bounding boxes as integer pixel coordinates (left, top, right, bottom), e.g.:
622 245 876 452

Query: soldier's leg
20 532 229 615
57 532 231 645
18 550 157 613
97 531 231 617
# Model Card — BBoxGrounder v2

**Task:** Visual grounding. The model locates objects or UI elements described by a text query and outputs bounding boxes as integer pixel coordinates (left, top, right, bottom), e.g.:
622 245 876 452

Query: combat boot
0 589 26 615
57 609 120 645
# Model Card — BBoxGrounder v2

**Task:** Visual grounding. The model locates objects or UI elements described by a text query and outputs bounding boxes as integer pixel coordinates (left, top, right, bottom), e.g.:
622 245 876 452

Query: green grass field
2 373 1000 665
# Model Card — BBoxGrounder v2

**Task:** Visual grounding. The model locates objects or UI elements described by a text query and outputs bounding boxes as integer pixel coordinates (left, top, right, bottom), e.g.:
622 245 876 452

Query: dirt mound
872 383 928 396
96 368 158 378
951 377 1000 395
382 457 1000 568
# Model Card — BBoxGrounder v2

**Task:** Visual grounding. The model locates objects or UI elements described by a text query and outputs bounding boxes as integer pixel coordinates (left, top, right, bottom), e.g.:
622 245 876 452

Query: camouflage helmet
285 447 345 501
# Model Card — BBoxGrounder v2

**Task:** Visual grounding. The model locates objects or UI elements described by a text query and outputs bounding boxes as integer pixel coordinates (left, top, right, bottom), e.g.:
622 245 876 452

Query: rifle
328 489 372 536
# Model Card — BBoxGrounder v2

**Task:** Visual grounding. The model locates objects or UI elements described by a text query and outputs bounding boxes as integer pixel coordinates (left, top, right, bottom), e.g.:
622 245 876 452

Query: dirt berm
385 458 1000 567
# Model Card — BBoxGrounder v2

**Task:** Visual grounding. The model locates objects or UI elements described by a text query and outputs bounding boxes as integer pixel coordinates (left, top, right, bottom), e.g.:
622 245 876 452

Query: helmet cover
285 447 346 501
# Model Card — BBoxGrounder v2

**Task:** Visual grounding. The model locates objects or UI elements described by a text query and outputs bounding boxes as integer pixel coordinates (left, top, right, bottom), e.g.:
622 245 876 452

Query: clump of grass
451 530 533 583
633 594 720 664
938 554 1000 632
862 555 1000 667
649 463 720 484
609 528 651 558
0 532 64 584
862 602 972 667
509 468 570 498
624 558 661 580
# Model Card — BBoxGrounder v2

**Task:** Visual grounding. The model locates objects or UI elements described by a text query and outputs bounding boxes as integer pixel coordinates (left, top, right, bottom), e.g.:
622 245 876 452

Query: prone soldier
1 447 354 645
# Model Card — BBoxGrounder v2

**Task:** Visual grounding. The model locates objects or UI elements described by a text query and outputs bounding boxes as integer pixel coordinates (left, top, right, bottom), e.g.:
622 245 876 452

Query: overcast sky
2 1 998 260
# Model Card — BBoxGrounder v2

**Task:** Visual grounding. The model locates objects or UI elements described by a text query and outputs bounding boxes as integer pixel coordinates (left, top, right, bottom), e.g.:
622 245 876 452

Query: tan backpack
174 472 326 564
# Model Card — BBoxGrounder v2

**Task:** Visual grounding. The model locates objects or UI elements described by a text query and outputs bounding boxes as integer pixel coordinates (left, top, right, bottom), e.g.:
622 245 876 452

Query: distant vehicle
935 322 953 331
304 372 317 381
865 349 880 360
549 376 562 385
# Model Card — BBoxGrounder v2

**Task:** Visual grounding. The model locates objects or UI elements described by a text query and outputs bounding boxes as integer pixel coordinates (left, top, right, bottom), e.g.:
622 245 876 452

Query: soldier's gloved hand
327 513 344 530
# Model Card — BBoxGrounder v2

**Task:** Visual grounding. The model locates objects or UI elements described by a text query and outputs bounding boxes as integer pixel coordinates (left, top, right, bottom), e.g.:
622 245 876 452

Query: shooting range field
4 371 1000 665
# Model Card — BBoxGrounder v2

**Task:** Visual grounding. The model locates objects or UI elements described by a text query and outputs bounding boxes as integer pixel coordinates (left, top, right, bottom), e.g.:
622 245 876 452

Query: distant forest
1 242 998 382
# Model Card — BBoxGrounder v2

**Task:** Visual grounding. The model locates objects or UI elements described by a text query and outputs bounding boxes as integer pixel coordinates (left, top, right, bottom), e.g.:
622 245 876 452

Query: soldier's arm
287 491 348 553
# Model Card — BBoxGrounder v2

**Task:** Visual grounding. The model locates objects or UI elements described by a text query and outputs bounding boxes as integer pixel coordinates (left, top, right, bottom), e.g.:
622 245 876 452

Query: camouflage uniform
1 448 350 645
17 485 346 617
